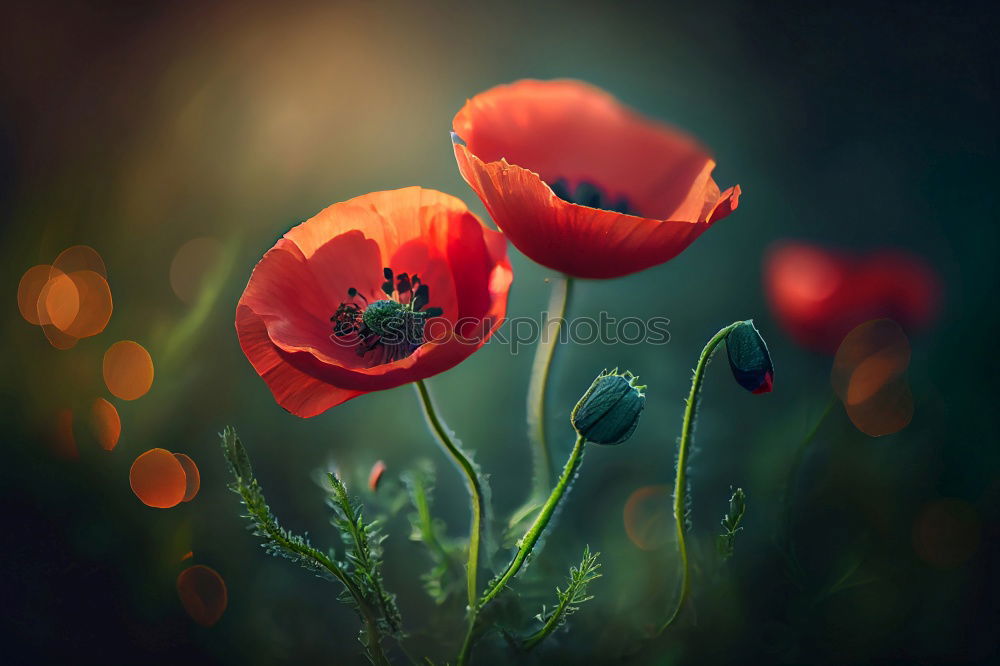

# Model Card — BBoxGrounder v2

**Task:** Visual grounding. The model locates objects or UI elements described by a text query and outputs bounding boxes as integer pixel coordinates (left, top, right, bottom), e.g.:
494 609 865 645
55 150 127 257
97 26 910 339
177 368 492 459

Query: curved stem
522 582 575 650
480 434 587 608
526 275 574 496
658 321 743 636
413 380 483 612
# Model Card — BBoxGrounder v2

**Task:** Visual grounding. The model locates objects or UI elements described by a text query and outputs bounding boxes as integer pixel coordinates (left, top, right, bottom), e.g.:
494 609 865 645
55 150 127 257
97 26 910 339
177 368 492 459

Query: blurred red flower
452 79 741 279
236 187 512 417
764 242 941 353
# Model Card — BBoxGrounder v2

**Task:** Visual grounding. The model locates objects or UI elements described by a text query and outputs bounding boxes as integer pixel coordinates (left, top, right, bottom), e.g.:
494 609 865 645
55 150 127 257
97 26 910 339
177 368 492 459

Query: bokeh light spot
39 271 80 331
846 351 904 406
832 319 910 401
51 245 107 278
103 340 154 400
170 237 223 304
130 448 186 508
63 270 113 338
90 398 121 451
174 453 201 502
845 379 914 436
368 460 386 492
17 265 52 325
177 565 228 627
623 485 673 551
776 245 842 305
40 323 79 350
35 267 81 349
832 319 913 437
913 498 980 569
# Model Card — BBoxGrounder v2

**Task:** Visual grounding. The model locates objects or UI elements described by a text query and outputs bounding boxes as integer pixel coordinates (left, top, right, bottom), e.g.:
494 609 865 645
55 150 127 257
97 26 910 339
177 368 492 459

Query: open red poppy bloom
236 187 512 417
452 79 741 279
764 241 941 353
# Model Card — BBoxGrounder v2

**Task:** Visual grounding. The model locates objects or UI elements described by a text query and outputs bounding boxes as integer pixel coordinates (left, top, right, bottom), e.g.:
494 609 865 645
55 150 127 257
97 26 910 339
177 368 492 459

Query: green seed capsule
571 369 646 445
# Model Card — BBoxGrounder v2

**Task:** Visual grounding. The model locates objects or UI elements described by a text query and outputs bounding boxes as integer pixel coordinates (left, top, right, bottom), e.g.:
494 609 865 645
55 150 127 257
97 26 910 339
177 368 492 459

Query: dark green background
2 1 997 663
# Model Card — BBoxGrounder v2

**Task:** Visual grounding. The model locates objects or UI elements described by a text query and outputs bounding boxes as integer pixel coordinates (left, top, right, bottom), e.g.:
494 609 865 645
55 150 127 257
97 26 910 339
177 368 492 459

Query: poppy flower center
330 267 443 365
549 178 637 215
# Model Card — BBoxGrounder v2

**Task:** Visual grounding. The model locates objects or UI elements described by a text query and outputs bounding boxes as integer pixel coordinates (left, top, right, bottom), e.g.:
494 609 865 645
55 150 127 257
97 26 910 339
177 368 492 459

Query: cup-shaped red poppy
452 79 741 279
236 187 513 417
764 241 941 353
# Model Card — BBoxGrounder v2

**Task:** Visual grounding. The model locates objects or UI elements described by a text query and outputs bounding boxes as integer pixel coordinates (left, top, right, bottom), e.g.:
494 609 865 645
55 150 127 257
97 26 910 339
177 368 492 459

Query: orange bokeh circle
91 398 121 451
177 565 228 627
62 270 113 338
51 245 107 278
174 453 201 503
623 485 673 551
104 341 154 400
17 265 52 326
832 319 913 437
130 448 186 508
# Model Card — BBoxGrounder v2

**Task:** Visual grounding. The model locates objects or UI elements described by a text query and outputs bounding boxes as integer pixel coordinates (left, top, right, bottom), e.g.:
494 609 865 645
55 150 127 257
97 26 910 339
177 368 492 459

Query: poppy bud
725 320 774 394
571 369 646 445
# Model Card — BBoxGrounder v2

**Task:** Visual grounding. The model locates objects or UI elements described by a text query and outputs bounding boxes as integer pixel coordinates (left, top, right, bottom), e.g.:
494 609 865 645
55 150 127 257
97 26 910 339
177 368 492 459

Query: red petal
236 188 513 416
453 80 722 220
239 239 370 369
455 144 717 278
236 305 363 417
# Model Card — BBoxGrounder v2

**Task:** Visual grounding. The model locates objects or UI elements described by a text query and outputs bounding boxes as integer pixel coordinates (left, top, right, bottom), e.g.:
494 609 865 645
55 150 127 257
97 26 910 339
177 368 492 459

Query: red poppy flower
452 79 741 279
236 187 512 417
764 241 941 353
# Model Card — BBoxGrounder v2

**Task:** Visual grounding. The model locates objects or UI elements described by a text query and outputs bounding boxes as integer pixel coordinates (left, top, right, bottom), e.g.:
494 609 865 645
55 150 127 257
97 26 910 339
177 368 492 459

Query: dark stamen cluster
549 178 635 215
330 266 443 364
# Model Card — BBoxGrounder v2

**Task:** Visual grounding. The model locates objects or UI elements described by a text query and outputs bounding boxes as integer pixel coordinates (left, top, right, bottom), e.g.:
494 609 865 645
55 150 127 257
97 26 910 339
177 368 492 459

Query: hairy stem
658 321 743 635
414 380 483 608
414 381 484 666
526 275 574 496
481 434 586 608
523 594 573 651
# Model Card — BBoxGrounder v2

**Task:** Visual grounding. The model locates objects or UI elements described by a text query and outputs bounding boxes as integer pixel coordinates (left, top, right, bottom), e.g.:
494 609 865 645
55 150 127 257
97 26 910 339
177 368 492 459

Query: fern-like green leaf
521 546 602 651
716 487 747 561
327 472 403 636
220 427 393 665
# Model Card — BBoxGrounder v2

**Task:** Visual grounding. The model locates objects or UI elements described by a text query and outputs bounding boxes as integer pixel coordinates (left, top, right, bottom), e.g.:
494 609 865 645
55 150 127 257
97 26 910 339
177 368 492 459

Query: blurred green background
2 1 997 663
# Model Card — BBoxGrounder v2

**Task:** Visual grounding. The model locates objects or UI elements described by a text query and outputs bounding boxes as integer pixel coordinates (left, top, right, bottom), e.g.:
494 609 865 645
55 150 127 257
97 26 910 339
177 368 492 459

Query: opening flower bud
571 369 646 444
726 320 774 394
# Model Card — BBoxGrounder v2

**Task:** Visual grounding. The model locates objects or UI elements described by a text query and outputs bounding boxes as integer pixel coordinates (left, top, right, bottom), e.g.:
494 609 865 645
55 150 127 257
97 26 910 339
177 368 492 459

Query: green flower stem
658 321 743 636
526 275 574 496
480 433 587 608
414 380 483 611
455 433 587 665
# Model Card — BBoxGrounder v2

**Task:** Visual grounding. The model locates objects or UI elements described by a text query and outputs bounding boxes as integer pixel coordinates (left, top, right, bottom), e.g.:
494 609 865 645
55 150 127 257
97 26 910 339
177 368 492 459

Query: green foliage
220 426 397 665
327 472 403 636
717 487 747 561
220 426 346 583
401 462 464 604
479 434 588 610
521 546 602 651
